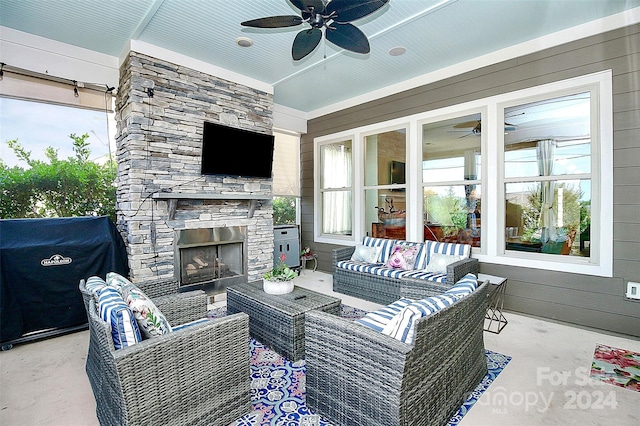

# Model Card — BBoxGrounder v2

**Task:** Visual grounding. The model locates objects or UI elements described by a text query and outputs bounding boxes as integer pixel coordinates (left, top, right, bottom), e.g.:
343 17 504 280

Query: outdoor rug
590 343 640 392
209 305 511 425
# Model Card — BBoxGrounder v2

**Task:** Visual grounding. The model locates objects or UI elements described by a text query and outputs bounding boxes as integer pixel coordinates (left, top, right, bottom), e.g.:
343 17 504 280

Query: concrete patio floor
1 270 639 425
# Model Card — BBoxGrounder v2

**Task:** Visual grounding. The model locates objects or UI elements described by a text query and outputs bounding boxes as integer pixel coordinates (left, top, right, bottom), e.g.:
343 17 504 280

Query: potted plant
263 253 297 294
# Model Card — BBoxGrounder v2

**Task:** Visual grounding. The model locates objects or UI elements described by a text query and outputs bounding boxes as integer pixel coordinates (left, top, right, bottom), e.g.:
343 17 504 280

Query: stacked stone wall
115 51 274 285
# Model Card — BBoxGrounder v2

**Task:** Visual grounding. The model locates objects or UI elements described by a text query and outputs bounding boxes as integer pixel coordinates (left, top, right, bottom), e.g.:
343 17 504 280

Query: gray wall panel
504 295 640 337
613 129 640 149
614 204 640 222
613 88 640 111
301 24 640 337
613 109 640 131
613 183 640 205
614 241 640 261
613 166 640 184
614 259 640 279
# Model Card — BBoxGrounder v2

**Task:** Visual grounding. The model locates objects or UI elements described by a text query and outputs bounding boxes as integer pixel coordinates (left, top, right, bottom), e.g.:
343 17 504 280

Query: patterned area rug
590 343 640 392
209 305 512 425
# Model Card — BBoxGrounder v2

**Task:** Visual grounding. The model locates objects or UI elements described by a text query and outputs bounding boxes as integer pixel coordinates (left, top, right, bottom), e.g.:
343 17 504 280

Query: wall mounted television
390 160 406 185
201 121 275 178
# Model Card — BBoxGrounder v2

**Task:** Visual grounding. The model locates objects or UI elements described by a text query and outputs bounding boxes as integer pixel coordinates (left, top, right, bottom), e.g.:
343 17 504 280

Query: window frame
489 73 611 276
314 133 356 244
362 124 410 240
313 70 612 277
418 107 487 250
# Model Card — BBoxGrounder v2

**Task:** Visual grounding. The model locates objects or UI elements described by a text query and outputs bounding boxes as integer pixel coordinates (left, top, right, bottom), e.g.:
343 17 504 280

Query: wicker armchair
79 279 251 426
305 281 488 426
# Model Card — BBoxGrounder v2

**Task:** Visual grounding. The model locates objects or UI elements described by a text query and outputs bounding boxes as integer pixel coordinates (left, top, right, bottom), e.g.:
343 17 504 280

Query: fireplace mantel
152 193 271 219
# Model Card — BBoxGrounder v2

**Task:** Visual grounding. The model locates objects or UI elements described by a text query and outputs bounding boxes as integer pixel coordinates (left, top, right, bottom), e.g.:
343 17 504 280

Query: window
364 128 407 240
503 93 591 258
0 97 114 167
272 131 301 225
421 113 482 248
314 71 612 276
317 139 353 238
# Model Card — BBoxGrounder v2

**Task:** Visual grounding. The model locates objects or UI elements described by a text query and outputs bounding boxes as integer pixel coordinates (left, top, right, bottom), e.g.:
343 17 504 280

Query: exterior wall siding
301 24 640 337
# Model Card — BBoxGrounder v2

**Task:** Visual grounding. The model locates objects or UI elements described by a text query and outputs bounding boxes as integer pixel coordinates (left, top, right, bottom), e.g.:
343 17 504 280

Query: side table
300 254 318 271
478 273 508 334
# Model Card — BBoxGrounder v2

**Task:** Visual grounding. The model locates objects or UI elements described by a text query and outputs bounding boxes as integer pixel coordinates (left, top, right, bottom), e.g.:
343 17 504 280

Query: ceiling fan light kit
241 0 390 60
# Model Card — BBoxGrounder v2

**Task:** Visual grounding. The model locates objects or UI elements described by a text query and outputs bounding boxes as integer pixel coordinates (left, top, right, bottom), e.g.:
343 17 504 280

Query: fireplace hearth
175 226 248 293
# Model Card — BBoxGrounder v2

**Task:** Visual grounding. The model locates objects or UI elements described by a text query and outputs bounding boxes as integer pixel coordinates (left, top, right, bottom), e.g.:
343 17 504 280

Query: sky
0 97 116 168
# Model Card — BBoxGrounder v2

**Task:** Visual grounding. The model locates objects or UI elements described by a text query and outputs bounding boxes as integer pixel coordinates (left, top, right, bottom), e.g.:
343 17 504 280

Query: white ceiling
1 0 639 116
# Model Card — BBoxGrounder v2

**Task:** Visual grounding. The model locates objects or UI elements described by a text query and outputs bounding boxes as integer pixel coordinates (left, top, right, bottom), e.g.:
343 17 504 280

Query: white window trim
314 132 356 244
313 70 613 277
480 71 612 277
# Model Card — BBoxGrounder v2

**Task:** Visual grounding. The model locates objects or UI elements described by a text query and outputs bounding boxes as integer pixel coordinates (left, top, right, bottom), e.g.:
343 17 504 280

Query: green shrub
0 133 116 222
273 196 296 225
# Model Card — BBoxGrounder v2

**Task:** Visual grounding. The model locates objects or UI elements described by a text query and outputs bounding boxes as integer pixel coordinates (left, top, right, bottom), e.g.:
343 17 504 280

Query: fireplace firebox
175 226 247 293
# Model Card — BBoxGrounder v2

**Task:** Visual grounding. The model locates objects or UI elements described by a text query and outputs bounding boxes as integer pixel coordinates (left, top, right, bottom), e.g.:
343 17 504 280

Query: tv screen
201 121 275 178
390 160 405 184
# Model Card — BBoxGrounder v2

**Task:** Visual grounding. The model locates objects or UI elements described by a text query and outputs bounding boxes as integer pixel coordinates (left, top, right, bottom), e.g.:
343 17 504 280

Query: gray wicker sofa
79 277 251 426
305 280 489 426
333 237 479 305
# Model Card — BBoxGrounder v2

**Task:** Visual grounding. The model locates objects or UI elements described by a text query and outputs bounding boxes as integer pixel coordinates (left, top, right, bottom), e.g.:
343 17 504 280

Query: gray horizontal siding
301 23 640 337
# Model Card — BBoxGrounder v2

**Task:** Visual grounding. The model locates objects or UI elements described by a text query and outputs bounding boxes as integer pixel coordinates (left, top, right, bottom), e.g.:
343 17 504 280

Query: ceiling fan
452 113 524 138
241 0 389 61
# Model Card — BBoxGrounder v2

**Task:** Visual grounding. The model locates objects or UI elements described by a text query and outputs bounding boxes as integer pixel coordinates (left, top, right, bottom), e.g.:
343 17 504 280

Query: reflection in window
503 93 591 257
424 185 481 245
365 129 407 240
422 113 482 247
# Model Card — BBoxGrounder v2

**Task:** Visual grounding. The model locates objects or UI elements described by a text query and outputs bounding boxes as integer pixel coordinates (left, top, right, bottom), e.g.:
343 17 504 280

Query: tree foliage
0 133 117 221
520 182 584 241
273 197 296 225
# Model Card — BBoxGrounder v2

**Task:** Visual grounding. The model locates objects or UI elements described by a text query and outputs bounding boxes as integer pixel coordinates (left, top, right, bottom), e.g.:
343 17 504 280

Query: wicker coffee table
226 281 341 361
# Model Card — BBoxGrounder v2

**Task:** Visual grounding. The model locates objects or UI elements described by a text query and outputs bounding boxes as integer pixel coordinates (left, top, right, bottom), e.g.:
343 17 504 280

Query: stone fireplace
114 51 275 294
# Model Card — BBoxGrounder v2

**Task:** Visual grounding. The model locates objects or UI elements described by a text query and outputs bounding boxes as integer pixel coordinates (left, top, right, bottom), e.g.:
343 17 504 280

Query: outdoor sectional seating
333 236 479 305
305 278 489 426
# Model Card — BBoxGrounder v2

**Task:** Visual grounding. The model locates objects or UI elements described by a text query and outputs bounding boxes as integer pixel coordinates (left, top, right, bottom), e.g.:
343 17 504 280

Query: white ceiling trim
125 39 274 95
0 26 119 89
306 6 640 119
273 104 307 134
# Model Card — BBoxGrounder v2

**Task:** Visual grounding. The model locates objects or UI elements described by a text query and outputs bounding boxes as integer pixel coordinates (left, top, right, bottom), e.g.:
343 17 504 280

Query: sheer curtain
537 139 556 242
321 144 352 235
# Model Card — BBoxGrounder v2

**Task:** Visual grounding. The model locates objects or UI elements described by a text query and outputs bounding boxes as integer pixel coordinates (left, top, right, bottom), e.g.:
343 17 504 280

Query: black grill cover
0 216 128 343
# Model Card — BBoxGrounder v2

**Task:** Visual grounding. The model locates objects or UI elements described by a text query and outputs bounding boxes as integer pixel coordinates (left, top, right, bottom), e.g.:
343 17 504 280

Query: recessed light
236 37 253 47
388 46 406 56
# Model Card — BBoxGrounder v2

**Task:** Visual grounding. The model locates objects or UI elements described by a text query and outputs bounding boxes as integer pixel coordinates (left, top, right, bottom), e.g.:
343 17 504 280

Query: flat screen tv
201 121 275 178
390 160 405 184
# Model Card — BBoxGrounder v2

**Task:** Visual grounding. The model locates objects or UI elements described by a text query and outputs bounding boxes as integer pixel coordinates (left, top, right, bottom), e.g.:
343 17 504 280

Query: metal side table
300 254 318 271
478 273 508 334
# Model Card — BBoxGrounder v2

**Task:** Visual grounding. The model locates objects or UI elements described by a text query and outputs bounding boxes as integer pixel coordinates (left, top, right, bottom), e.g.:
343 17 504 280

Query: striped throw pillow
98 287 142 349
362 236 397 263
85 276 107 298
444 274 478 297
355 298 413 332
382 293 459 345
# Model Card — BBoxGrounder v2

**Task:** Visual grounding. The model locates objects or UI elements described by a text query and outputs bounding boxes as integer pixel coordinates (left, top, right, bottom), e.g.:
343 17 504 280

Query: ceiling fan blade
290 0 326 14
326 0 389 23
326 23 370 54
241 16 303 28
292 28 322 60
